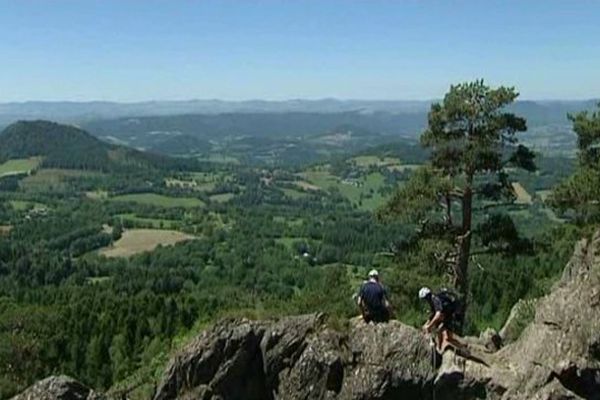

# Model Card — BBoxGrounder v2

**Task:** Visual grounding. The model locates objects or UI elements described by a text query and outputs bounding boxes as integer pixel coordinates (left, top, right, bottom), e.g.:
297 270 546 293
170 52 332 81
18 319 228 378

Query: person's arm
423 311 443 333
383 289 391 311
357 284 365 307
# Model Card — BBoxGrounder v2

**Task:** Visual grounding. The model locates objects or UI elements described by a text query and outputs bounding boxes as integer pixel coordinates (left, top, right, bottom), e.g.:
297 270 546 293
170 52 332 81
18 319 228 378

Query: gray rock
498 299 537 343
10 375 103 400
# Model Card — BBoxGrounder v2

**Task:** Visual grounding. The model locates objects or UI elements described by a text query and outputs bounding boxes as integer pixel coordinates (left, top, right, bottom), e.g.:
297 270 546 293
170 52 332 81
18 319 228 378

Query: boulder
10 375 103 400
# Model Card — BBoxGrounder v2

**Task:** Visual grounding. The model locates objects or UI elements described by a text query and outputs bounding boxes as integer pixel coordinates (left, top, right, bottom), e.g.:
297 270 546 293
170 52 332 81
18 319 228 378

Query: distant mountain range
0 99 432 126
0 99 596 157
0 99 597 127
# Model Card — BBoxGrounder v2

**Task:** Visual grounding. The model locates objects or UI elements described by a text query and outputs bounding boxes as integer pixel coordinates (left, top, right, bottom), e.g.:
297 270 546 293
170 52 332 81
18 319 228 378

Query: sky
0 0 599 102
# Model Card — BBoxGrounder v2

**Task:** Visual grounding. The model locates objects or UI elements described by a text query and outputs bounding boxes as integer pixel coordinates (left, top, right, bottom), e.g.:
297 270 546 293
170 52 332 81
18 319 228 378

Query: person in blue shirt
357 269 391 323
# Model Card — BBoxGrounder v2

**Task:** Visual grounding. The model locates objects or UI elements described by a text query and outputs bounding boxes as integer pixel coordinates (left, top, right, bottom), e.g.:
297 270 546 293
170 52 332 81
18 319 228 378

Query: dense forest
0 96 597 399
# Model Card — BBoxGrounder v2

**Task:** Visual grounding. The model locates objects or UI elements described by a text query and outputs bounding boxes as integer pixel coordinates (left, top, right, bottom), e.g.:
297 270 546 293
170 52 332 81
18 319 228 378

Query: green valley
0 105 593 399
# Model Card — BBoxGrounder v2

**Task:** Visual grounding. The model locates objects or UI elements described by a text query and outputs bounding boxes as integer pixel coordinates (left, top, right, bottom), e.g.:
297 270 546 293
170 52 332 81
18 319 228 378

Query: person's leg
445 329 464 349
436 328 444 352
439 328 465 353
440 329 450 352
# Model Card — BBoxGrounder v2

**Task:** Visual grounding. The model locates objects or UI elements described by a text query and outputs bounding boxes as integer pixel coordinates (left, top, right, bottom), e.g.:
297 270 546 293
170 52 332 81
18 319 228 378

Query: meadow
0 157 41 176
300 168 388 210
110 193 205 208
98 228 195 257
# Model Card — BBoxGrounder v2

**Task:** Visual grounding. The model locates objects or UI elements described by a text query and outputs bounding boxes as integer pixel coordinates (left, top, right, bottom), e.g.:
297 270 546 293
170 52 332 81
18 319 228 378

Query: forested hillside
0 120 203 172
0 98 596 399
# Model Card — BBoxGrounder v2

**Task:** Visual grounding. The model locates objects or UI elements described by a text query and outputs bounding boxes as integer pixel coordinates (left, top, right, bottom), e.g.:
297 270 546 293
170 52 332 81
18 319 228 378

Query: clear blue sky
1 0 598 101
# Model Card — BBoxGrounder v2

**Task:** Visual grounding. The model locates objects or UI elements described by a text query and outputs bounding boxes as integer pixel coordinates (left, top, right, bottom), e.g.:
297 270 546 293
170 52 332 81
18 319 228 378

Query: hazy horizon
1 96 598 105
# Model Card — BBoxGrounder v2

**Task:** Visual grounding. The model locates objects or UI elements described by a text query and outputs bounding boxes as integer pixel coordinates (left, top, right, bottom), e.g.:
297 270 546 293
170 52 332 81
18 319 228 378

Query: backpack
436 289 463 320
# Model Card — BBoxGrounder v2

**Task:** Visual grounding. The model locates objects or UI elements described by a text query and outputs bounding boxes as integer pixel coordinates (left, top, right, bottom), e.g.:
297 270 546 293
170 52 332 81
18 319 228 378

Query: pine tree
550 103 600 223
380 80 535 328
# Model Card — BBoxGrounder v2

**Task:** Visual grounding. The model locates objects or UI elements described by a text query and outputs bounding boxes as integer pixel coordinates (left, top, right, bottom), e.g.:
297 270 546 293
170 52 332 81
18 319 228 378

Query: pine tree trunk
455 185 473 332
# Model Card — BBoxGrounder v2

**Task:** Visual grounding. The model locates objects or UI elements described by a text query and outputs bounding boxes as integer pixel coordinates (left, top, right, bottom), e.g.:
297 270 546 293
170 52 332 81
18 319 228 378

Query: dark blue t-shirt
359 281 387 311
431 295 444 313
429 293 455 316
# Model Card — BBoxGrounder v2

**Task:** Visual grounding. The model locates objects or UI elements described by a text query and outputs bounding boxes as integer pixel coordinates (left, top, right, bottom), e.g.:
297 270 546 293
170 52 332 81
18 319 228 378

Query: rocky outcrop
152 231 600 400
495 230 600 399
14 231 600 399
10 375 104 400
153 314 436 400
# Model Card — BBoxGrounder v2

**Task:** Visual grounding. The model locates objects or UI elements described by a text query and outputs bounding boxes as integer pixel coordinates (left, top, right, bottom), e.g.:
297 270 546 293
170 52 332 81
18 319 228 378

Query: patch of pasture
9 200 47 211
293 180 321 191
281 188 309 200
273 216 304 227
0 225 12 236
209 193 235 203
20 169 103 192
86 190 108 200
110 193 204 208
512 182 533 204
98 228 195 258
86 276 112 284
351 155 401 168
196 154 239 164
0 157 41 177
536 190 552 202
386 164 421 172
301 169 387 210
116 213 179 229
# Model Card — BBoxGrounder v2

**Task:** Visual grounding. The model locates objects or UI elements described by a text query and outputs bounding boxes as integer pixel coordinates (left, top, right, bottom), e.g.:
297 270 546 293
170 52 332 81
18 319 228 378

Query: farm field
85 190 109 199
98 228 195 258
351 155 401 168
116 213 180 229
536 190 552 201
165 178 216 192
8 200 47 211
196 154 239 164
512 182 533 204
20 168 103 192
166 171 235 192
110 193 204 208
300 169 388 210
386 164 421 172
209 193 235 203
293 180 320 191
281 188 309 200
0 157 41 177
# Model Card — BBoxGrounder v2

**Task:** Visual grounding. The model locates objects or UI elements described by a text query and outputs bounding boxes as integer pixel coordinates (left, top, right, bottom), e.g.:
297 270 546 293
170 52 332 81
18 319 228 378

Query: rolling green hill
0 120 200 172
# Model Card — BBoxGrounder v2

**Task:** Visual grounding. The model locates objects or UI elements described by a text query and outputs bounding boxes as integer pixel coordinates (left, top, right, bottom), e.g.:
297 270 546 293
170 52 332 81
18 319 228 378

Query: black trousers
363 308 390 323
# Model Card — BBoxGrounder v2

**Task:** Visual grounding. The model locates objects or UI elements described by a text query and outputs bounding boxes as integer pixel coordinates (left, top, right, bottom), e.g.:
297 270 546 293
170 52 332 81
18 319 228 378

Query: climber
357 269 391 323
419 287 464 352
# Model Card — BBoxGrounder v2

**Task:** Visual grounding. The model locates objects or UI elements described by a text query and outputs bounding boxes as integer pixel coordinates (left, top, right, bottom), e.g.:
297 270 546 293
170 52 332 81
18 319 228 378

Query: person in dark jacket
357 269 391 323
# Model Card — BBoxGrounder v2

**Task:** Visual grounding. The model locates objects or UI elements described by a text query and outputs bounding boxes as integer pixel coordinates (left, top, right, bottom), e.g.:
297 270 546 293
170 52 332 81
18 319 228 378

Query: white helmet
418 287 432 299
368 269 379 278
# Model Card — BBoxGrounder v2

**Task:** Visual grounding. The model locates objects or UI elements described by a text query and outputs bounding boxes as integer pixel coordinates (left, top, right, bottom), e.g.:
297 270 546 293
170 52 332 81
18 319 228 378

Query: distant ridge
0 99 597 127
